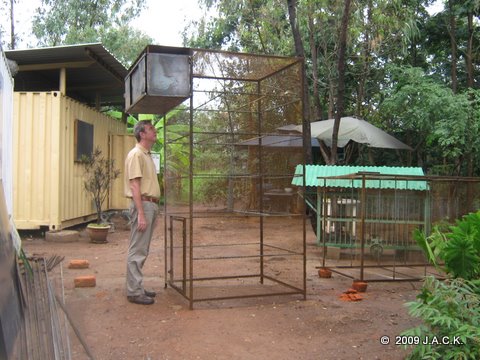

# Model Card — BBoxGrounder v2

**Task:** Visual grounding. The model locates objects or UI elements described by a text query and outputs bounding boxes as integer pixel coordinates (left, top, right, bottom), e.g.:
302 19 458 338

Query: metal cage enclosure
126 46 308 308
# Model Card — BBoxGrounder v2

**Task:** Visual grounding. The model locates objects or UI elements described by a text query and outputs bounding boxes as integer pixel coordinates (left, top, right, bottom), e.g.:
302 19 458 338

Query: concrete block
68 259 90 269
74 275 96 288
45 230 79 243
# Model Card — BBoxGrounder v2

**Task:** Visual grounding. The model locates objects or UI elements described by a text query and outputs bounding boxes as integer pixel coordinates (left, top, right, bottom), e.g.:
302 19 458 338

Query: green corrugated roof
292 165 427 191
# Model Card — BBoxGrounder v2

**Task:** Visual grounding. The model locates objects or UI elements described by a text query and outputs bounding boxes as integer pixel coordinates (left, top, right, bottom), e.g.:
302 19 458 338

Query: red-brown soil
21 215 422 360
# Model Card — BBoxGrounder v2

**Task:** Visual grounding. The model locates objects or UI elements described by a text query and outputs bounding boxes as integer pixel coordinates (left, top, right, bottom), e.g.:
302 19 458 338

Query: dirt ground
21 214 424 360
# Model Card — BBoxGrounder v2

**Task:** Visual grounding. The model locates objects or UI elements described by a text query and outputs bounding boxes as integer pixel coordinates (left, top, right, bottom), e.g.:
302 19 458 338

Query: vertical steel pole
258 80 264 284
360 174 366 281
321 181 327 268
317 185 322 247
425 178 431 235
301 59 307 300
164 114 168 289
189 57 194 310
169 216 173 285
182 218 187 293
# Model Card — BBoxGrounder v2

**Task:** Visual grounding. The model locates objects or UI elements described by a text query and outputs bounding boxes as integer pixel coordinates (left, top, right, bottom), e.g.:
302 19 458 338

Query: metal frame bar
327 265 445 282
313 173 480 282
164 51 307 309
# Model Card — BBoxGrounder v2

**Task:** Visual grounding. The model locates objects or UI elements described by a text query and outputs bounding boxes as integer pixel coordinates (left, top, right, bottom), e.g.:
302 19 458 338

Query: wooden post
59 68 66 95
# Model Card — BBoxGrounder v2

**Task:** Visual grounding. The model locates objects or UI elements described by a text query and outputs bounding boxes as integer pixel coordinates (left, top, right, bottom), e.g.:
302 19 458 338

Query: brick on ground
68 259 90 269
74 275 96 288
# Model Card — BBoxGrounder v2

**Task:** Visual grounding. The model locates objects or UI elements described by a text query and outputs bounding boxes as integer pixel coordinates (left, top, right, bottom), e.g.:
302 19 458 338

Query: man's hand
130 178 147 232
137 212 148 232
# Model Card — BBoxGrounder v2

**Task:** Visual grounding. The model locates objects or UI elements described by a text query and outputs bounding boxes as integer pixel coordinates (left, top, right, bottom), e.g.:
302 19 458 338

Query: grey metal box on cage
125 46 191 114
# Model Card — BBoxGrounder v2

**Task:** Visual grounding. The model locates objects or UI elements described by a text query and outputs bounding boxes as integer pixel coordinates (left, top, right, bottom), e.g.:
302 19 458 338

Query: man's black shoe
144 289 156 298
127 294 154 305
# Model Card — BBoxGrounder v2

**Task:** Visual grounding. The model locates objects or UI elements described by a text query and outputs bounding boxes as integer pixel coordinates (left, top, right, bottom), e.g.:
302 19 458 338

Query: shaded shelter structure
126 45 307 308
7 43 126 107
293 165 428 248
236 134 320 148
293 165 430 281
292 165 480 282
292 116 411 150
6 44 133 230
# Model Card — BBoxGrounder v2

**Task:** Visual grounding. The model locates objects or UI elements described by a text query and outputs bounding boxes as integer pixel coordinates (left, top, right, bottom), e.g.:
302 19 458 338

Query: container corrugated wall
13 91 129 230
110 134 136 209
0 50 14 215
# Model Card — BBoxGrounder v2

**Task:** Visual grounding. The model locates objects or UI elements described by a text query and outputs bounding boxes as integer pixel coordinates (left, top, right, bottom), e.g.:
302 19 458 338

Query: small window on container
74 119 93 161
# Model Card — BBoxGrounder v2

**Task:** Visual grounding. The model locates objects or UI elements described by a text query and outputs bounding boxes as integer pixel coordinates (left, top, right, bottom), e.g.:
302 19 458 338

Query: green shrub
404 211 480 358
414 210 480 280
194 176 227 204
402 277 480 359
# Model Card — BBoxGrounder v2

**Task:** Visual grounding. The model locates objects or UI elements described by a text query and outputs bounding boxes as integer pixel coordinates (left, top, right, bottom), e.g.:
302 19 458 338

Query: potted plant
82 147 120 243
318 267 332 278
351 280 368 292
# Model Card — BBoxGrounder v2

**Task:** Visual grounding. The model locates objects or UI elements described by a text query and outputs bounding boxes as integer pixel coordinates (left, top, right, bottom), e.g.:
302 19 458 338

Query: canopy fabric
293 117 412 150
236 134 320 148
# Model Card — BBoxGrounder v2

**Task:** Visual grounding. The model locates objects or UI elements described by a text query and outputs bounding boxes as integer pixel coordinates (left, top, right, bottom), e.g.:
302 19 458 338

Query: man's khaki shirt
124 143 160 198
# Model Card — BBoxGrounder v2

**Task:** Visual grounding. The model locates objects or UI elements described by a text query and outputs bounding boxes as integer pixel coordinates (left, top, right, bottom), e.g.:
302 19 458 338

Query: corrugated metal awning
292 165 428 191
5 43 127 107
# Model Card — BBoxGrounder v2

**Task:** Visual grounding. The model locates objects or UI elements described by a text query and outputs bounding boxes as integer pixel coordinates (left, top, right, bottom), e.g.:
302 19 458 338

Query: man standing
124 120 161 305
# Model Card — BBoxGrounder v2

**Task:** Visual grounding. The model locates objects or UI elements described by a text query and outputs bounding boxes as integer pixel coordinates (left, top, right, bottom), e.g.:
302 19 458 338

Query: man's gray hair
133 120 152 142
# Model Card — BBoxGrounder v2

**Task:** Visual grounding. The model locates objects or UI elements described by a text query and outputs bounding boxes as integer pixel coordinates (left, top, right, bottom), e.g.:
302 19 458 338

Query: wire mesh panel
320 189 426 259
16 257 73 360
429 178 480 223
168 216 190 298
163 48 307 308
313 174 480 281
316 174 429 281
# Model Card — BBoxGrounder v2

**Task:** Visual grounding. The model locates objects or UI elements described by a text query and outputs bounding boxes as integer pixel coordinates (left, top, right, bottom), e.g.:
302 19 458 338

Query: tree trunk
9 0 16 49
328 82 335 119
465 11 474 88
249 0 267 53
356 0 372 116
448 0 458 93
330 0 352 164
307 7 322 120
465 11 474 176
287 0 313 164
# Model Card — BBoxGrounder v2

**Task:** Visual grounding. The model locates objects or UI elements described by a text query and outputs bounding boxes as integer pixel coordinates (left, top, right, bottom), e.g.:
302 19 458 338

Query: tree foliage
0 0 19 49
379 66 480 173
31 0 152 66
402 276 480 359
106 108 191 180
81 147 120 224
405 211 480 358
184 0 480 173
2 0 480 173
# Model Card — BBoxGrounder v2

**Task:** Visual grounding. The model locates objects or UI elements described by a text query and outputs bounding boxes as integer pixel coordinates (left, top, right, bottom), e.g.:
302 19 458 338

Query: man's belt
141 196 159 203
